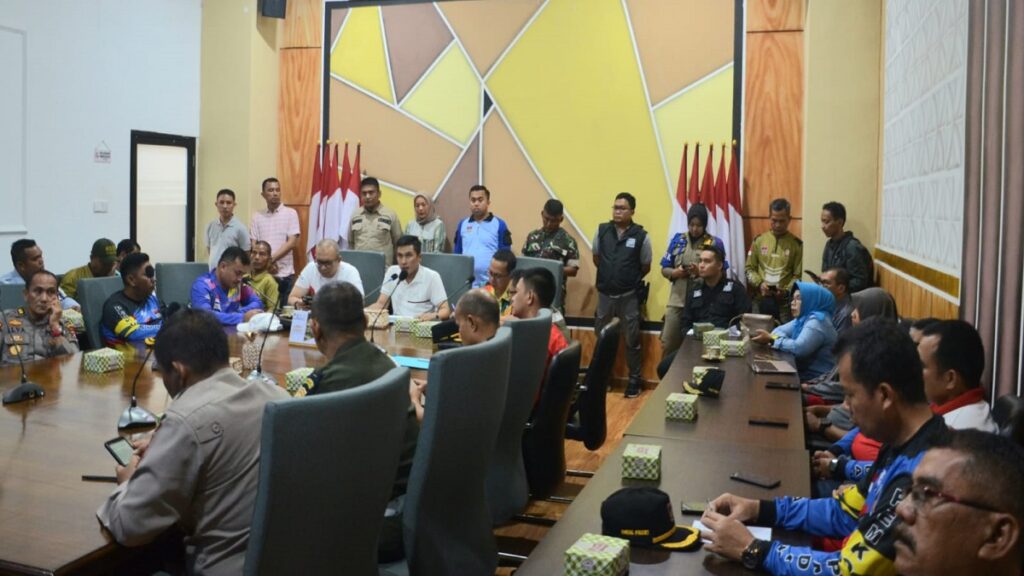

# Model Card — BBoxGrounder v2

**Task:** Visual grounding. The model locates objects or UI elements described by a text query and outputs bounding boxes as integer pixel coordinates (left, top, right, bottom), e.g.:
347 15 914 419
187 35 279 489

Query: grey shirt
206 216 251 270
97 367 288 576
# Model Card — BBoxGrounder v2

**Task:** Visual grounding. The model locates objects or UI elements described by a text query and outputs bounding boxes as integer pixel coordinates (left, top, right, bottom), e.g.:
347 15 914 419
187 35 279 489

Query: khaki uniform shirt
97 368 288 576
59 264 98 299
1 307 79 365
349 205 402 266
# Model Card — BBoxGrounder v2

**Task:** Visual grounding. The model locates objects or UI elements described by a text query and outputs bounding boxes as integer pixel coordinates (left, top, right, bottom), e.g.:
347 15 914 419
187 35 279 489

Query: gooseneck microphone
447 275 477 308
0 288 46 405
246 279 284 387
370 271 406 344
117 301 179 429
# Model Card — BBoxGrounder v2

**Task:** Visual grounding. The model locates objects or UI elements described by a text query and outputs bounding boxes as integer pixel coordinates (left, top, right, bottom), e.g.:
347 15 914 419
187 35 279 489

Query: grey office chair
155 262 208 308
245 366 412 576
0 283 25 311
77 277 125 349
517 256 565 310
341 250 386 305
486 310 551 525
419 253 475 305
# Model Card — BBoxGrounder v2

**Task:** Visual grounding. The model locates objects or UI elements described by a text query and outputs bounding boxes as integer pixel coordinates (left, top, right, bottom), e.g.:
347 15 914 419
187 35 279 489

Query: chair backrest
0 283 25 311
244 366 411 576
486 310 551 524
523 340 581 499
78 276 125 350
993 394 1024 431
516 256 564 310
155 262 209 308
340 250 386 305
419 253 474 304
403 327 511 575
567 318 621 451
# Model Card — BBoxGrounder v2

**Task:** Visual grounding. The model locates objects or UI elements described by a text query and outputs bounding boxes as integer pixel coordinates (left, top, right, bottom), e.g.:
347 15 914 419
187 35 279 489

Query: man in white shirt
918 319 998 432
206 188 250 269
372 235 449 321
288 239 363 308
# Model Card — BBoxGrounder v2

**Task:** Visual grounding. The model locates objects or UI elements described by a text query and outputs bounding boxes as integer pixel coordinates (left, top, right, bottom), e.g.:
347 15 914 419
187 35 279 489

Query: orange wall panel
283 0 323 49
278 48 322 206
748 0 806 32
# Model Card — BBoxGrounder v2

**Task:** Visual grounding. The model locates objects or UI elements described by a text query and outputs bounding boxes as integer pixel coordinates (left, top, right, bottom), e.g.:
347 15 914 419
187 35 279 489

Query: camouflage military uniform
522 227 580 308
1 307 79 365
744 231 803 323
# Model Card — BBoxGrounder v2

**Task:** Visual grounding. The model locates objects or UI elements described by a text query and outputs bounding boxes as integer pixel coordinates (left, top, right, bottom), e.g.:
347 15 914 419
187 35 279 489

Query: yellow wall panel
379 182 417 235
401 44 481 145
330 6 394 103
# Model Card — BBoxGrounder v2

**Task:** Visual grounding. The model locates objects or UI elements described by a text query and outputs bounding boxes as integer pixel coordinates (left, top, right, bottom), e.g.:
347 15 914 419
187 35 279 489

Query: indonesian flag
688 143 701 210
337 143 363 248
322 143 343 248
668 143 689 240
700 144 717 237
714 144 732 273
306 143 324 257
727 143 746 283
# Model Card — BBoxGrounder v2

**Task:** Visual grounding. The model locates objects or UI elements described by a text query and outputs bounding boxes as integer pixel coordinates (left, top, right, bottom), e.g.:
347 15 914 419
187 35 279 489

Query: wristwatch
817 419 830 434
742 538 770 570
828 458 840 475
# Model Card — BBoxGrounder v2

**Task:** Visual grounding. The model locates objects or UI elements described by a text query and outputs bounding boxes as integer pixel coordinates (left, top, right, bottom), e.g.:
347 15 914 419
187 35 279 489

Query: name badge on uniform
724 283 733 292
693 289 703 298
626 238 637 248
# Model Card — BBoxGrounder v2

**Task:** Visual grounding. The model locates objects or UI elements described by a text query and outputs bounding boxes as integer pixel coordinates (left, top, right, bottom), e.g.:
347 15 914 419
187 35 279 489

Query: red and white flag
714 144 731 270
322 143 343 247
306 143 324 257
700 145 717 237
668 143 689 240
727 143 746 284
337 143 363 248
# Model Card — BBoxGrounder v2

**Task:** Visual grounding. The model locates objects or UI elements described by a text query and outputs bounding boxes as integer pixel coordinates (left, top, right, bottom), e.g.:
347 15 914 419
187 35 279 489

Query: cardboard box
622 443 661 481
285 367 315 395
564 533 630 576
666 392 698 421
82 348 125 373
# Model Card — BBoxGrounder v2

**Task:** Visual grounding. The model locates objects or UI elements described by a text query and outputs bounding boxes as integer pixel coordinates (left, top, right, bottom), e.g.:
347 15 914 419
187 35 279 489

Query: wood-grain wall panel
748 0 806 32
570 329 663 386
283 0 323 49
876 265 959 320
290 203 310 273
743 31 804 220
278 48 322 206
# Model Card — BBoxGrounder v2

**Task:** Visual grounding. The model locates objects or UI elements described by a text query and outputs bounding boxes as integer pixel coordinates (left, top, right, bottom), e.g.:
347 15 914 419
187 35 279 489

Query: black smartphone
749 416 790 428
104 437 134 467
766 381 800 391
730 471 781 490
680 501 706 516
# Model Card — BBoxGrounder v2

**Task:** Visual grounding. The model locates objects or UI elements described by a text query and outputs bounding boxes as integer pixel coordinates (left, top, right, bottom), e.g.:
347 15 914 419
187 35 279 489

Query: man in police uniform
522 199 580 307
657 245 749 378
2 270 78 365
294 281 418 563
348 176 402 266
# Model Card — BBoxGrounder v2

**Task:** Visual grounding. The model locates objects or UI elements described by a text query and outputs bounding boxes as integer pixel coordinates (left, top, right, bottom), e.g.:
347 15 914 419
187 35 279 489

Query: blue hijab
791 281 835 339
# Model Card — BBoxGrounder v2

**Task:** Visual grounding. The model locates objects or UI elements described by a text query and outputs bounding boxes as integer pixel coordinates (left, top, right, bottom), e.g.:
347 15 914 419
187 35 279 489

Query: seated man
509 267 568 403
894 430 1024 576
656 245 750 379
919 320 998 432
101 253 163 347
1 239 79 309
702 318 949 575
288 239 363 308
483 249 516 318
293 281 419 562
244 241 280 312
1 270 79 364
819 267 853 334
190 247 263 325
116 239 141 268
373 235 449 321
409 288 499 422
60 238 118 299
97 309 288 575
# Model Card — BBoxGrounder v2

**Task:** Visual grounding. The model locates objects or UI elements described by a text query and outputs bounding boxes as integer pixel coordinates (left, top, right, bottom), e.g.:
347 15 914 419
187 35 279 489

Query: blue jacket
453 213 512 287
829 428 874 483
771 316 837 381
189 272 263 325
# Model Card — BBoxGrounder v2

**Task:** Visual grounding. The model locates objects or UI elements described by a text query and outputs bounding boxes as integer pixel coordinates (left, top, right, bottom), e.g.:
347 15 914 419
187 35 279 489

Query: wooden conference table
516 339 812 575
0 329 432 576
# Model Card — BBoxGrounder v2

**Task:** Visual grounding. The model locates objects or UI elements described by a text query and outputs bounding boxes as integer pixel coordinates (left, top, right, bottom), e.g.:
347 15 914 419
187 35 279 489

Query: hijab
851 287 898 321
791 281 835 339
414 193 437 226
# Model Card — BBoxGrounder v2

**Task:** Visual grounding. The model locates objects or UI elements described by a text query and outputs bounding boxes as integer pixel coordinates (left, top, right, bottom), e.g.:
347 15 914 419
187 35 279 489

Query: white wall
0 0 200 273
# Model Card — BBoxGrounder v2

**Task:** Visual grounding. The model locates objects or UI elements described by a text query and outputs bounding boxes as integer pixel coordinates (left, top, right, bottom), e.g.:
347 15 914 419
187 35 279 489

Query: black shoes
625 378 642 398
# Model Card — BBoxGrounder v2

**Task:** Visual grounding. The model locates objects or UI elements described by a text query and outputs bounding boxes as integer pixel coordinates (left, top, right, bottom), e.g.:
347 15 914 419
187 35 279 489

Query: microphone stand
0 290 46 404
118 345 158 429
247 281 283 388
370 271 405 345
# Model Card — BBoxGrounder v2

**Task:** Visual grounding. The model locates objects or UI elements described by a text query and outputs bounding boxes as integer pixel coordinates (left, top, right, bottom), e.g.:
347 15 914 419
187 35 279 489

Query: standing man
1 270 79 365
60 238 118 299
97 309 288 575
819 267 854 334
101 253 163 347
206 188 251 270
288 239 364 308
453 185 512 287
190 247 263 325
2 239 79 310
821 201 874 292
115 239 140 269
348 177 402 266
483 250 517 318
593 192 651 399
522 199 580 307
372 236 449 321
244 241 280 312
250 177 301 297
745 199 802 323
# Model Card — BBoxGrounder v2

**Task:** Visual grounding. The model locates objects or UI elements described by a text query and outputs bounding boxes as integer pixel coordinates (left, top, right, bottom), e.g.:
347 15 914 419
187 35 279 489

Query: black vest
596 222 647 295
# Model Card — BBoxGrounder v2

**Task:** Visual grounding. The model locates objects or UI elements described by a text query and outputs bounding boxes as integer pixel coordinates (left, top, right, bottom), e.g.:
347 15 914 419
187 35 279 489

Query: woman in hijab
404 194 446 253
752 281 837 382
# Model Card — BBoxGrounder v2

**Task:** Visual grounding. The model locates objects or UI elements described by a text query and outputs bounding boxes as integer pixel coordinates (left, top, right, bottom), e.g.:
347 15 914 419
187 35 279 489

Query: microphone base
246 370 279 388
2 381 45 405
118 406 159 430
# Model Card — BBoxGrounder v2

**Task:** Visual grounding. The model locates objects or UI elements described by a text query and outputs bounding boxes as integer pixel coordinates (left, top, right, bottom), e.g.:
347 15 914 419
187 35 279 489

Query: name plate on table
287 310 317 348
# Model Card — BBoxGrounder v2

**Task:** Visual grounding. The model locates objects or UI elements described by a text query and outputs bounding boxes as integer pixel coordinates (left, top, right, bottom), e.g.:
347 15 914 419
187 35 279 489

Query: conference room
2 0 1023 575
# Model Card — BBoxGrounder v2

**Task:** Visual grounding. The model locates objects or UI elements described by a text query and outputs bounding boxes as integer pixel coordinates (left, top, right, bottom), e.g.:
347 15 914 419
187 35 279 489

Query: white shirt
381 265 447 317
943 400 999 433
294 261 364 296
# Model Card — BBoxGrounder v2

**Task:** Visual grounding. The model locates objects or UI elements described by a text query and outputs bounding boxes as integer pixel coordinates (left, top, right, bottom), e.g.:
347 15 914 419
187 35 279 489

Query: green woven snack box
285 367 314 395
412 320 440 339
564 533 629 576
702 329 729 347
62 309 85 331
394 316 417 333
82 348 125 373
666 392 698 421
622 443 661 481
722 338 749 357
693 322 715 337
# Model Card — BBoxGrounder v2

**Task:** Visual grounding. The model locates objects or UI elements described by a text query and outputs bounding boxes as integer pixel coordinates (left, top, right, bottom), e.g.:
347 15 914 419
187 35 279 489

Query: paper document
692 520 772 543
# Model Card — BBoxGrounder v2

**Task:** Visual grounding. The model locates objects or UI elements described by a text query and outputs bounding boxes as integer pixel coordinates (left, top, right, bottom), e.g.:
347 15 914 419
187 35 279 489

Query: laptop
750 359 798 374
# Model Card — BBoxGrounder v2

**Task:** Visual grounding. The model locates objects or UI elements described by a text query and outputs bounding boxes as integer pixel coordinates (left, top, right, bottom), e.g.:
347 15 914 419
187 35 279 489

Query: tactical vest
596 222 647 296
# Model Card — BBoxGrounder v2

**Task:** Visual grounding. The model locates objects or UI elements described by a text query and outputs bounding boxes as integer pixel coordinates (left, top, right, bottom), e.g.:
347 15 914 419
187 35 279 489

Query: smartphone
730 471 781 490
104 437 134 467
680 501 707 516
766 381 800 391
749 416 790 428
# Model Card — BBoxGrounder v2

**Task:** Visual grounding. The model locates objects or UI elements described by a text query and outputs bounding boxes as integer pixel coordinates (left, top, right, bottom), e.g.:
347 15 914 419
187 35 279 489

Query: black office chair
566 318 621 453
993 394 1023 434
522 341 582 500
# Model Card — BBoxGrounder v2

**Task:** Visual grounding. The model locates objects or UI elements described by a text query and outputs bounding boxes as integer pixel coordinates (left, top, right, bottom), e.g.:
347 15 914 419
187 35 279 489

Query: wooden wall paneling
278 48 322 206
876 266 959 320
570 329 663 385
289 203 310 273
283 0 323 49
743 31 804 221
748 0 807 32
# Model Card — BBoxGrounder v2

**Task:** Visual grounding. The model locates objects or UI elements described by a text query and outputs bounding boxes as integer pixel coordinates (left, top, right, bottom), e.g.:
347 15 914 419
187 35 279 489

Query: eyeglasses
906 482 1002 514
144 265 155 279
315 259 338 268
